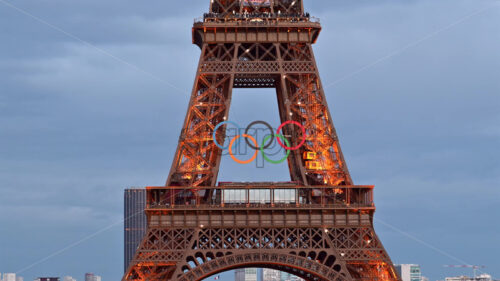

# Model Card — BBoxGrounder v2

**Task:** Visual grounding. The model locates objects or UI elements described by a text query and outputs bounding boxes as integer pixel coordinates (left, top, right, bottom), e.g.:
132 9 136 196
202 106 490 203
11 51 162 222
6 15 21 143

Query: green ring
260 134 291 164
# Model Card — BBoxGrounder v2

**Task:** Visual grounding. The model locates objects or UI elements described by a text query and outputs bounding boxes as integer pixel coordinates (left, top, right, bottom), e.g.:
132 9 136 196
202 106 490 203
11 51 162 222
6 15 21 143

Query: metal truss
123 1 400 280
167 41 351 187
124 224 397 281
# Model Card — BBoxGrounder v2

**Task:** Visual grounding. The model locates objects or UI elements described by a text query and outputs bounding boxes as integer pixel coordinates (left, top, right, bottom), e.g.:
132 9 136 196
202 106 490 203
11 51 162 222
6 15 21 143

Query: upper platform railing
209 0 305 15
146 185 374 210
194 12 319 25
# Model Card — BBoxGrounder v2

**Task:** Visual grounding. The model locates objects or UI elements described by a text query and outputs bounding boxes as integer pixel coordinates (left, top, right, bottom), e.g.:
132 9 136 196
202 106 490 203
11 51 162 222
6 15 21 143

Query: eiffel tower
123 1 400 280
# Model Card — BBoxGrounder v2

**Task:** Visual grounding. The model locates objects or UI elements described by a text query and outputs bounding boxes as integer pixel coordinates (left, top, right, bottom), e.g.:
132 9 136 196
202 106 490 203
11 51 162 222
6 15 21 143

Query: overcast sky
0 0 499 280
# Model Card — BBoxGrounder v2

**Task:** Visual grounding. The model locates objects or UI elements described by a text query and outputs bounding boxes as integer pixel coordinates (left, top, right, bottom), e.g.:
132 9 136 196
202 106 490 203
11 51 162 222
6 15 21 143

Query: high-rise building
446 274 494 281
34 278 59 281
3 273 16 281
395 264 422 281
15 277 23 281
63 277 76 281
124 188 147 272
235 268 258 281
235 269 245 281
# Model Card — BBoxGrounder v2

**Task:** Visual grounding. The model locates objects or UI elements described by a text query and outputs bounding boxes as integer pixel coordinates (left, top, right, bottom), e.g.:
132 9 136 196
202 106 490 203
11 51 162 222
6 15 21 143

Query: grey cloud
0 0 499 280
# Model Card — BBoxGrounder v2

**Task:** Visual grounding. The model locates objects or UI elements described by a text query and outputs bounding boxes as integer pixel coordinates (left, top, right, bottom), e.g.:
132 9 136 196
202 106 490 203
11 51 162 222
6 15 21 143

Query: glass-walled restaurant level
147 185 374 209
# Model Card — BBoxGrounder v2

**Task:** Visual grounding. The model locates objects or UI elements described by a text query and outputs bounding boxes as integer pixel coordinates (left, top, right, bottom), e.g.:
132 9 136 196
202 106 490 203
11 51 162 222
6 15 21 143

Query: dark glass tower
124 188 147 272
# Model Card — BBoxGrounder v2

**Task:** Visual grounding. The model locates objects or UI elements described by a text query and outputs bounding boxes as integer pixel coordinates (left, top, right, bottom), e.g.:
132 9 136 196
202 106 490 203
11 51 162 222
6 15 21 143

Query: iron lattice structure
123 1 400 280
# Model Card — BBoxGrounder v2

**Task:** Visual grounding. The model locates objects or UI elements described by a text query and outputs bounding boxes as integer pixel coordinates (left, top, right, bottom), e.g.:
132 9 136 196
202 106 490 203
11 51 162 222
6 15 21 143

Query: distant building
124 188 147 272
395 264 422 281
446 274 493 281
235 268 258 281
16 277 23 281
260 269 304 281
34 278 59 281
262 268 281 281
280 272 304 281
84 273 93 281
84 273 100 281
3 273 16 281
63 277 76 281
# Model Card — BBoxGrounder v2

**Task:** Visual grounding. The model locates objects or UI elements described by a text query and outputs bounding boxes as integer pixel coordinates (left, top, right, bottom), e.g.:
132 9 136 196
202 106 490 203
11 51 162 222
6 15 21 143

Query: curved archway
177 252 350 281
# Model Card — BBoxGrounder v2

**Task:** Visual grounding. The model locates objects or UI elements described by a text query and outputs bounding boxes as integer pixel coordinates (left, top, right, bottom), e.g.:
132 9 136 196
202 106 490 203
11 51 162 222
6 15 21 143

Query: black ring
244 120 274 150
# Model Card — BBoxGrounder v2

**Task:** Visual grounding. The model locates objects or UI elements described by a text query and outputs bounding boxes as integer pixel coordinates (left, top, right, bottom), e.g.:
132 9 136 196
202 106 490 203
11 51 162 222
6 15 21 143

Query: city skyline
0 0 498 280
0 273 101 281
2 270 500 281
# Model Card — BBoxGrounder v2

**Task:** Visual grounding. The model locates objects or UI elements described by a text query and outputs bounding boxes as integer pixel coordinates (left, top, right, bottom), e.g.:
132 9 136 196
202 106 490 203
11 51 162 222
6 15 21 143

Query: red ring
276 121 306 151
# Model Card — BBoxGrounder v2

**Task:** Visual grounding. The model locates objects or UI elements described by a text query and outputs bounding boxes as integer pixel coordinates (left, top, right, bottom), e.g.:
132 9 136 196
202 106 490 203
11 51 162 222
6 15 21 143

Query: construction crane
443 265 486 279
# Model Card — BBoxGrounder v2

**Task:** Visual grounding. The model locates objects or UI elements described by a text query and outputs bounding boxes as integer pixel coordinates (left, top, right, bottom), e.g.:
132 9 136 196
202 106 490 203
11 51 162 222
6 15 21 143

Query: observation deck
192 12 322 47
145 184 375 229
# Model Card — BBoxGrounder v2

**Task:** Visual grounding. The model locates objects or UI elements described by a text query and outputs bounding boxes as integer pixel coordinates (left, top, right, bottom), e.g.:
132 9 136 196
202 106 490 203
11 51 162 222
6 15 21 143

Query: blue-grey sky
0 0 499 280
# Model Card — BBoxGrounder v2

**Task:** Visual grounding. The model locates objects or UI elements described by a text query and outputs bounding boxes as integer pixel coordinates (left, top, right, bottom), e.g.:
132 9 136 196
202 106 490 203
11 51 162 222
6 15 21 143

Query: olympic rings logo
213 120 306 164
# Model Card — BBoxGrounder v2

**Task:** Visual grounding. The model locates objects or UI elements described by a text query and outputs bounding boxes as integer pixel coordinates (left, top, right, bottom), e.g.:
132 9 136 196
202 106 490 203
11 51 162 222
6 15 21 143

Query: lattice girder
124 226 399 281
124 2 400 281
167 41 353 187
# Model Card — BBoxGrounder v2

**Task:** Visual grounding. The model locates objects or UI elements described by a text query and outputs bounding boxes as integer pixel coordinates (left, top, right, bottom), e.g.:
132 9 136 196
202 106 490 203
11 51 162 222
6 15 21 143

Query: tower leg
167 44 237 187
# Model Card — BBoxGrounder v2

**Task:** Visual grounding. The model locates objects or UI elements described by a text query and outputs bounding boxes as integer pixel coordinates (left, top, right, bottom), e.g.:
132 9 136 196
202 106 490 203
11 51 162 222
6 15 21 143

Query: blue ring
213 121 241 149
